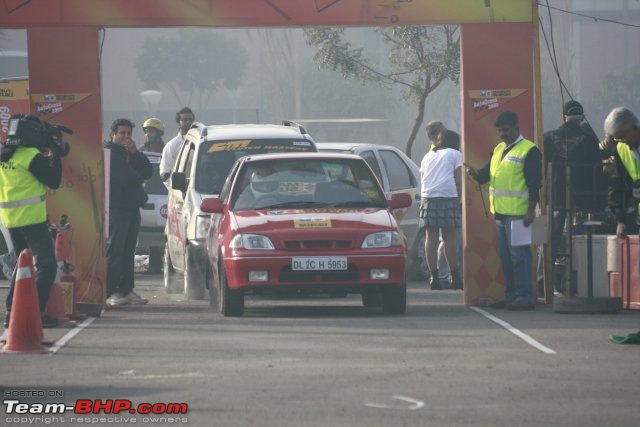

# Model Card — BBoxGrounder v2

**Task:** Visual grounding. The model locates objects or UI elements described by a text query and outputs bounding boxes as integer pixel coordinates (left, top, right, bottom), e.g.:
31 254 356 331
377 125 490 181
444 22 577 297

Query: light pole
139 89 163 118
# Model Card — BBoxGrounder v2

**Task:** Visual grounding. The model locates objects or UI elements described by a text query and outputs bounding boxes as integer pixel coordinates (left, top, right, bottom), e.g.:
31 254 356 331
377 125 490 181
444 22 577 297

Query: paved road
1 274 639 427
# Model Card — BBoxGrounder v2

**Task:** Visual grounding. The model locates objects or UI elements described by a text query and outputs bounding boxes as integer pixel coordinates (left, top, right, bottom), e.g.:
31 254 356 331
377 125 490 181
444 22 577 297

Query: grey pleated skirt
419 197 461 228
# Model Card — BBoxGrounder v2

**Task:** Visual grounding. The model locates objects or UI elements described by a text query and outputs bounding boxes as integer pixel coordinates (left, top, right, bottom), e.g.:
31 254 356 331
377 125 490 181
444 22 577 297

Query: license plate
292 256 347 271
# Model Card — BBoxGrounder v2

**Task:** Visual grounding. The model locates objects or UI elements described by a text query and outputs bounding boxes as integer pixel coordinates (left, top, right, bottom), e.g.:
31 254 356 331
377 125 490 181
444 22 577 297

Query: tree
305 26 459 157
135 30 247 108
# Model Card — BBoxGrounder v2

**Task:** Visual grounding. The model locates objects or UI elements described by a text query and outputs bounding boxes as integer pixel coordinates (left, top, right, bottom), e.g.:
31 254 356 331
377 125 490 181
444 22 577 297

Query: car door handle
142 203 155 210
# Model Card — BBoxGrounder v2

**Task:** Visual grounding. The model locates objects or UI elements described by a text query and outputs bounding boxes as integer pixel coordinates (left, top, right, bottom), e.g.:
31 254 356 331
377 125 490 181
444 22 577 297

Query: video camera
6 114 72 157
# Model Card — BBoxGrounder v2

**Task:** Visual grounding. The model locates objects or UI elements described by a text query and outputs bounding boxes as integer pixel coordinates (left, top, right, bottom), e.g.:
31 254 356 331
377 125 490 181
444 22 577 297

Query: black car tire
163 244 181 294
381 283 407 315
220 262 244 317
361 290 382 307
184 245 206 300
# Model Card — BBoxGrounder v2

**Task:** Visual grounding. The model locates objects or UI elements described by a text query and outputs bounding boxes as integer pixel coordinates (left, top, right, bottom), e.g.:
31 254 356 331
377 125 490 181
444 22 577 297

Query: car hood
231 208 396 235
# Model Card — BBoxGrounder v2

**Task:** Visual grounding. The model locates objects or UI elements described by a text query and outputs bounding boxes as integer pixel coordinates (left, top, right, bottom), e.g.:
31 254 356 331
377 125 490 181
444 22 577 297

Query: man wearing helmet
141 118 165 153
250 167 279 198
235 166 279 209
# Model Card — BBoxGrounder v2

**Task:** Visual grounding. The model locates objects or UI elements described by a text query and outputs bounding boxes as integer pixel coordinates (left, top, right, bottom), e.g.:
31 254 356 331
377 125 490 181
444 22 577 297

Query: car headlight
361 231 400 248
195 215 211 240
230 234 275 250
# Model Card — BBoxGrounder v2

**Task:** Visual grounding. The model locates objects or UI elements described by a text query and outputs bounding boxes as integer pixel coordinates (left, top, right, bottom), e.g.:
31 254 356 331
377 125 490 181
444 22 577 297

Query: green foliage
135 30 247 106
304 26 459 156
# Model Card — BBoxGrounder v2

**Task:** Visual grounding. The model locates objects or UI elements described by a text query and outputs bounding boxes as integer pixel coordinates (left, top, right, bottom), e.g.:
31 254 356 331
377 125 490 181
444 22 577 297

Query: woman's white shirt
419 148 462 198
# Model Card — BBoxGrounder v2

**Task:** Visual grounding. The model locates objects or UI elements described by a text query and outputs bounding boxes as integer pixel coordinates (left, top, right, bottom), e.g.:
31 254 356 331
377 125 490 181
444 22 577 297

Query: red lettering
74 399 93 414
112 399 132 413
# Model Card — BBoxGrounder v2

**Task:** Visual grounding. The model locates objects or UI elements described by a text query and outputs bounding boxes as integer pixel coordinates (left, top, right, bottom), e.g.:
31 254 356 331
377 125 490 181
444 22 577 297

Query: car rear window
195 138 317 194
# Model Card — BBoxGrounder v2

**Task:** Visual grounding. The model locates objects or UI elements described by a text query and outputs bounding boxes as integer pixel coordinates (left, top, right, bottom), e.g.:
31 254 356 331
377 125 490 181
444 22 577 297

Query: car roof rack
282 120 308 136
191 122 207 137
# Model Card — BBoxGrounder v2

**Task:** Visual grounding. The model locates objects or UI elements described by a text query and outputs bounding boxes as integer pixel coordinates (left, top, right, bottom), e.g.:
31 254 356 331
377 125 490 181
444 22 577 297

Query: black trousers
6 221 57 312
106 208 140 297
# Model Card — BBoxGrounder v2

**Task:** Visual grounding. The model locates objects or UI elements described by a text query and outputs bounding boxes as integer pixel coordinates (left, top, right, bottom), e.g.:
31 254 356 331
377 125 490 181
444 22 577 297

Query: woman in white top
419 130 463 290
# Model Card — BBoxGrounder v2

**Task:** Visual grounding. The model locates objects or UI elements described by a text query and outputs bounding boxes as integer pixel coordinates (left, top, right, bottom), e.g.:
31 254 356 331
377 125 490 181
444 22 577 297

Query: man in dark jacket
104 118 153 307
542 100 603 293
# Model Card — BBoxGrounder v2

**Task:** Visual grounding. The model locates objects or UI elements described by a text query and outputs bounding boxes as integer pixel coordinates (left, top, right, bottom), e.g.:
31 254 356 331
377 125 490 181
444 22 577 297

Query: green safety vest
616 143 640 212
489 138 536 215
0 147 47 228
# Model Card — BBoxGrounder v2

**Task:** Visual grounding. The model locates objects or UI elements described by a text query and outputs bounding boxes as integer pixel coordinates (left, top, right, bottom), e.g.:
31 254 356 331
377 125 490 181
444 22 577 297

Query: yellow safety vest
0 147 47 228
489 138 536 215
616 143 640 212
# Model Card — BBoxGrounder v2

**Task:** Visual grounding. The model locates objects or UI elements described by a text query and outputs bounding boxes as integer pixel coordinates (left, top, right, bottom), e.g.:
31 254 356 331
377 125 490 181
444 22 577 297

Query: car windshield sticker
209 140 252 152
208 139 314 153
268 209 302 215
294 218 332 228
278 182 316 195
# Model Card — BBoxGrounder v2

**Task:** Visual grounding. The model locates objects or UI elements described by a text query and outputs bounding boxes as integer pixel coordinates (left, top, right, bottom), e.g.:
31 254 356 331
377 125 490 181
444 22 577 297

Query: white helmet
250 167 278 198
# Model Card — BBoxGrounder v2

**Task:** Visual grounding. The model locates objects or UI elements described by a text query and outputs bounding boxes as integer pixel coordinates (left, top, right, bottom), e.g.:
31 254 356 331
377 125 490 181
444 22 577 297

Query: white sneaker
125 291 148 305
106 292 128 307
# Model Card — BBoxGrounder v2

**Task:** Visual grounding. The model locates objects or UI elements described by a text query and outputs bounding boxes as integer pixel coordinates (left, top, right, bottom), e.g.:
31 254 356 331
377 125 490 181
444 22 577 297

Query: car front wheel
184 245 206 300
163 244 181 294
381 283 407 315
220 262 244 317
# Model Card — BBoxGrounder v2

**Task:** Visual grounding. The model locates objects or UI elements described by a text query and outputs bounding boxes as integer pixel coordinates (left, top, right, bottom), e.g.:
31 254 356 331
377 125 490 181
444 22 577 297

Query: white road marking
471 307 557 354
49 317 96 354
110 371 208 380
365 395 425 410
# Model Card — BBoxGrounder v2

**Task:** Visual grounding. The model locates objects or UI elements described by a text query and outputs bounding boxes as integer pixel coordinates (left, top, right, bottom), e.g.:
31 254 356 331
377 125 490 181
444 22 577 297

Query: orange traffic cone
0 249 50 354
44 283 76 327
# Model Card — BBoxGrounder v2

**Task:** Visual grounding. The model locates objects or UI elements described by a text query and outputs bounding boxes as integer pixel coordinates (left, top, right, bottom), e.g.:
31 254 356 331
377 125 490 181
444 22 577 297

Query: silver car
316 142 427 279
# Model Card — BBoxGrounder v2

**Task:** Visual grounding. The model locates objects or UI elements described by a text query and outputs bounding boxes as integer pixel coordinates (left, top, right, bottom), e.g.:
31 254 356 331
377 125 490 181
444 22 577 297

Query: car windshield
230 158 387 211
142 153 167 196
194 138 316 195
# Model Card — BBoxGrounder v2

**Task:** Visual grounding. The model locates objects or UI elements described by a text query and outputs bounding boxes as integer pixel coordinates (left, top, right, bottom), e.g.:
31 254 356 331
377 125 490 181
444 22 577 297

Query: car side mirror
171 172 187 192
388 192 412 209
200 197 225 214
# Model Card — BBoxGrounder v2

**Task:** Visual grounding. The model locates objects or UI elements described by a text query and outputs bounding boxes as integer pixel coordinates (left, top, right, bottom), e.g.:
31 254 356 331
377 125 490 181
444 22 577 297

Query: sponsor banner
0 79 30 141
31 93 91 122
469 89 528 119
0 0 533 27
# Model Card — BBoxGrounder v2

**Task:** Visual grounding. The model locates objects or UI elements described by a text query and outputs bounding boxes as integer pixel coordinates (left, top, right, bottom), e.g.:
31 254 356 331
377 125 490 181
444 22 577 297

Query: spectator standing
604 106 640 345
466 111 542 310
604 107 640 240
141 118 165 153
159 107 195 185
424 120 462 285
541 100 602 293
104 118 153 307
0 114 67 328
419 130 463 290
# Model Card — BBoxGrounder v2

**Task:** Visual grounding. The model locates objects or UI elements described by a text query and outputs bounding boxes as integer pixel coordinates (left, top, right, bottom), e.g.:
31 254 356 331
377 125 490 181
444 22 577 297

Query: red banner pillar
27 27 105 306
460 23 535 305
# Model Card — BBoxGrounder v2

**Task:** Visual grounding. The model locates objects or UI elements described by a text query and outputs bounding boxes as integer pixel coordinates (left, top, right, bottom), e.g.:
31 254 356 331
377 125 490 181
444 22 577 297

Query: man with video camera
0 114 71 328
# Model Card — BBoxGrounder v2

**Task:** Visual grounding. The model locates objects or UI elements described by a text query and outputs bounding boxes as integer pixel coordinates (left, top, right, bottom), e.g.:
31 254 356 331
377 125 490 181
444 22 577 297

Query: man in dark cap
541 100 602 294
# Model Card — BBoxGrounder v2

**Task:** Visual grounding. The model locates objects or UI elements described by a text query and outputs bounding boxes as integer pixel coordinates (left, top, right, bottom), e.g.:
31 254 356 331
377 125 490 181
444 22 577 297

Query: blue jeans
496 216 533 303
6 221 57 312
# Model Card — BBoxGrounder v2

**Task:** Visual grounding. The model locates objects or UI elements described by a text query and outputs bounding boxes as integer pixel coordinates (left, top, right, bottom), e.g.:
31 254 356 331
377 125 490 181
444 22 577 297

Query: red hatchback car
200 152 413 317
